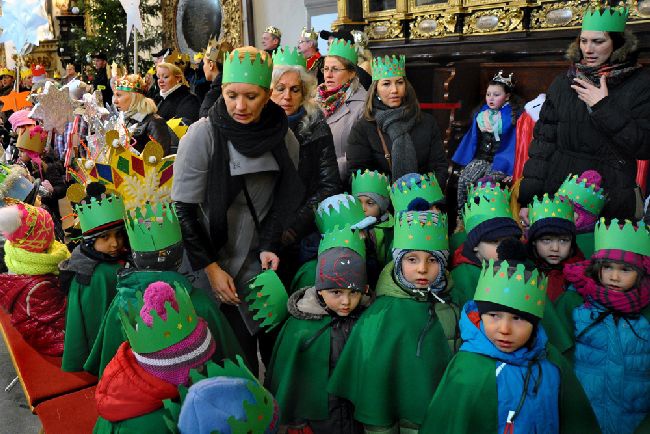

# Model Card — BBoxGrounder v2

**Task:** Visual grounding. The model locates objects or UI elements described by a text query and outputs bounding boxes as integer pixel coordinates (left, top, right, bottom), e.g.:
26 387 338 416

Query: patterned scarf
569 60 642 88
564 259 650 314
476 106 504 141
316 80 351 118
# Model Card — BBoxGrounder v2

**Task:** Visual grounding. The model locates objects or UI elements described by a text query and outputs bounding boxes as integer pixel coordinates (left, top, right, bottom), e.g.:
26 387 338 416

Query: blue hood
459 300 548 365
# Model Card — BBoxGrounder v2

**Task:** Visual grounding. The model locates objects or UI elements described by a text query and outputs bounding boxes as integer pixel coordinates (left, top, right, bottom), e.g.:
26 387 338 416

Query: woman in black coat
345 55 448 187
519 8 650 221
155 62 201 126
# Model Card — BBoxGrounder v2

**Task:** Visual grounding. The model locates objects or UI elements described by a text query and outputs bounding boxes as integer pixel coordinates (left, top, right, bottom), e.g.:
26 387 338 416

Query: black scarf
206 97 304 251
569 60 642 88
373 99 418 180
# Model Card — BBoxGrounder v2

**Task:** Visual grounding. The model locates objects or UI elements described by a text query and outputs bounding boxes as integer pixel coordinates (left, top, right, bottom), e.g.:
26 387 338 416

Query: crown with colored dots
351 169 390 199
474 260 548 319
556 173 606 215
372 55 406 81
390 173 444 213
125 202 182 253
222 48 274 89
244 270 288 332
394 211 449 252
462 183 514 233
119 281 199 354
528 193 575 226
594 218 650 257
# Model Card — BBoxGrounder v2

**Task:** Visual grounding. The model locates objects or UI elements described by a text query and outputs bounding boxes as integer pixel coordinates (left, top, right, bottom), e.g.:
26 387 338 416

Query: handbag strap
376 125 391 165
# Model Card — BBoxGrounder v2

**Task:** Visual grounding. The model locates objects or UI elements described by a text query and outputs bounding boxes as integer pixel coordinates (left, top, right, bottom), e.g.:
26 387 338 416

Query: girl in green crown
328 210 458 433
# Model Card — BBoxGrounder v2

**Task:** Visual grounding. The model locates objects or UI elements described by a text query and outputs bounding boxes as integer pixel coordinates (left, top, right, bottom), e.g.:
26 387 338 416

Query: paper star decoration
119 0 144 44
0 0 50 54
0 91 32 112
29 85 76 133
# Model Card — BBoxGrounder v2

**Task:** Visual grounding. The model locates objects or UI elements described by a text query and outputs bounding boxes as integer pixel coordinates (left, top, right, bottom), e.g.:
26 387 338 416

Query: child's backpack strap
434 301 461 355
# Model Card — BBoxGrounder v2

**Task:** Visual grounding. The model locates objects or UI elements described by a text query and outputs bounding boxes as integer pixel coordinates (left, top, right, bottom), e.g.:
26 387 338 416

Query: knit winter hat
0 203 54 253
316 226 367 292
527 194 576 242
7 109 36 131
351 169 391 216
556 170 605 232
124 281 216 386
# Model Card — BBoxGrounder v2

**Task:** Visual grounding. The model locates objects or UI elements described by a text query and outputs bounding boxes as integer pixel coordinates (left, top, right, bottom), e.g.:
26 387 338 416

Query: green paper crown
245 270 288 332
318 225 366 257
372 55 406 81
316 194 374 233
556 174 606 215
351 169 390 198
119 281 198 354
394 211 449 251
327 38 358 64
272 45 307 68
163 355 278 434
474 260 548 319
75 194 126 235
222 49 273 88
528 193 575 227
463 183 513 233
582 6 628 32
594 218 650 256
125 202 182 252
390 173 444 213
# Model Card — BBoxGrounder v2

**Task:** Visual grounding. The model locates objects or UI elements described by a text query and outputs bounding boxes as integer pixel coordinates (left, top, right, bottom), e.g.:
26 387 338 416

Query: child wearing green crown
328 210 459 433
267 226 370 434
58 182 129 372
556 218 650 434
420 260 599 434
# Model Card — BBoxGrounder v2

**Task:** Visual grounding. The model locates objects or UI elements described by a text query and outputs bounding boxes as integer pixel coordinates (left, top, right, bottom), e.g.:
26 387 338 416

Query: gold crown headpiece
300 27 318 41
204 37 234 63
492 70 514 89
264 25 282 38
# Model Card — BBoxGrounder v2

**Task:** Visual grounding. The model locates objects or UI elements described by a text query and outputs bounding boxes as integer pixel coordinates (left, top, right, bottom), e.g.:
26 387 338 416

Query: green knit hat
272 46 306 68
125 202 182 253
594 218 650 257
393 211 449 252
327 38 358 64
390 173 444 213
474 260 548 319
372 55 406 81
222 47 273 88
462 183 513 234
244 270 288 332
351 169 390 199
582 6 628 32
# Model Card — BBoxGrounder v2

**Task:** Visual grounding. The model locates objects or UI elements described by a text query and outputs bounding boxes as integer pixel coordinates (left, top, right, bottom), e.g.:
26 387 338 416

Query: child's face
481 311 534 353
93 228 126 257
533 235 572 265
318 288 363 316
485 84 509 110
599 261 638 292
401 250 440 289
358 194 381 218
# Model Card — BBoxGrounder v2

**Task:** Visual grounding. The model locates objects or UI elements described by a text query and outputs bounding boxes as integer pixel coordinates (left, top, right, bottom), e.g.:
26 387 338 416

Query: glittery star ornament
119 0 144 44
0 0 50 54
29 85 76 133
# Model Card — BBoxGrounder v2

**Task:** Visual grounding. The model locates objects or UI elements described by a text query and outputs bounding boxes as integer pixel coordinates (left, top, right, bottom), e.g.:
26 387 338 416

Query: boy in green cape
267 226 370 433
420 259 600 434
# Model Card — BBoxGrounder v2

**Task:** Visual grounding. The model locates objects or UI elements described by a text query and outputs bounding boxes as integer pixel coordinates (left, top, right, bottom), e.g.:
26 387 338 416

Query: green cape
419 346 601 434
62 262 121 372
372 214 394 267
84 270 244 376
327 263 453 426
93 409 170 434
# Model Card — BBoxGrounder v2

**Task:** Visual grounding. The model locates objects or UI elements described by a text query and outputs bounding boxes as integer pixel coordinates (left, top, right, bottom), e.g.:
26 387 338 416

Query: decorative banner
0 0 51 55
119 0 144 44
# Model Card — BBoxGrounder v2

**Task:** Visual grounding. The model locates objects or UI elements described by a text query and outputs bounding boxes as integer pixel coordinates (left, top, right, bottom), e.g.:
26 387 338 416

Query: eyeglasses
321 66 349 74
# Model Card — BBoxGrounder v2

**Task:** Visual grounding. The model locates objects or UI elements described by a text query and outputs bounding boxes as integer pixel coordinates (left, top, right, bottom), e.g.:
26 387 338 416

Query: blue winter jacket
568 285 650 434
460 301 561 433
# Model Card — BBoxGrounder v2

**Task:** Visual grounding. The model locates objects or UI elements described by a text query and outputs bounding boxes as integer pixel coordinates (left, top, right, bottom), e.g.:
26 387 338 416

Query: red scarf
535 250 584 302
317 80 351 118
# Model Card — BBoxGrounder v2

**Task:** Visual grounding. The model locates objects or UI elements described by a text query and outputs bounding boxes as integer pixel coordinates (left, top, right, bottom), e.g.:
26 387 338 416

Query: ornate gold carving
365 19 404 39
463 7 524 34
530 1 582 29
410 13 458 38
631 0 650 19
408 0 461 13
363 0 408 20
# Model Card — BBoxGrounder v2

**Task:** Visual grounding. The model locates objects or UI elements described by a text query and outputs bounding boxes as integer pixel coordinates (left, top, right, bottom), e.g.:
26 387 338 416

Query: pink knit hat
0 203 54 253
574 170 602 232
133 281 216 386
7 109 36 131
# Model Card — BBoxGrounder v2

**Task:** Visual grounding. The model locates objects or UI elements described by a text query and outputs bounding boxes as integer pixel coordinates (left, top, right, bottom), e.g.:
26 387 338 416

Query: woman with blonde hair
155 62 200 125
113 74 177 155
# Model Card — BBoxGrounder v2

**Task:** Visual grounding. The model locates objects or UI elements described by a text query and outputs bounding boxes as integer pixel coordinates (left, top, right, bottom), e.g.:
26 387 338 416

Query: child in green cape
420 260 599 434
267 226 369 434
327 209 459 434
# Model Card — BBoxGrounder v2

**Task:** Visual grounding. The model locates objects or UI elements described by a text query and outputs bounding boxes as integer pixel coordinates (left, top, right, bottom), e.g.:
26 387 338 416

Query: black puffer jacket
289 111 342 239
199 74 223 118
156 85 200 125
519 67 650 219
346 111 449 187
125 113 178 155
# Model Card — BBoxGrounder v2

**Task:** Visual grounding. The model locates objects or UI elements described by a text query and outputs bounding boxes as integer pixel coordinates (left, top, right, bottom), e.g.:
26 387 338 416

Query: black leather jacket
125 113 178 155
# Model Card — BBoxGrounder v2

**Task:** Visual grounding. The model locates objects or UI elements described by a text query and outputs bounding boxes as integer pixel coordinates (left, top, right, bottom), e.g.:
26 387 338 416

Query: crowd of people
0 5 648 434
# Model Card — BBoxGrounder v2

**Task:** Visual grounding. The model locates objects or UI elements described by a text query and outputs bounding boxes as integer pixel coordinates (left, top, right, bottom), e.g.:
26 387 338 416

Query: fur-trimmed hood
288 286 373 320
566 29 638 64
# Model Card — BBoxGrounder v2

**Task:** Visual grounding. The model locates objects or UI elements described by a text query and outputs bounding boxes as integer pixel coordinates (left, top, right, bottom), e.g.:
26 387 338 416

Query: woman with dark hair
519 6 650 222
172 46 304 375
346 55 448 185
